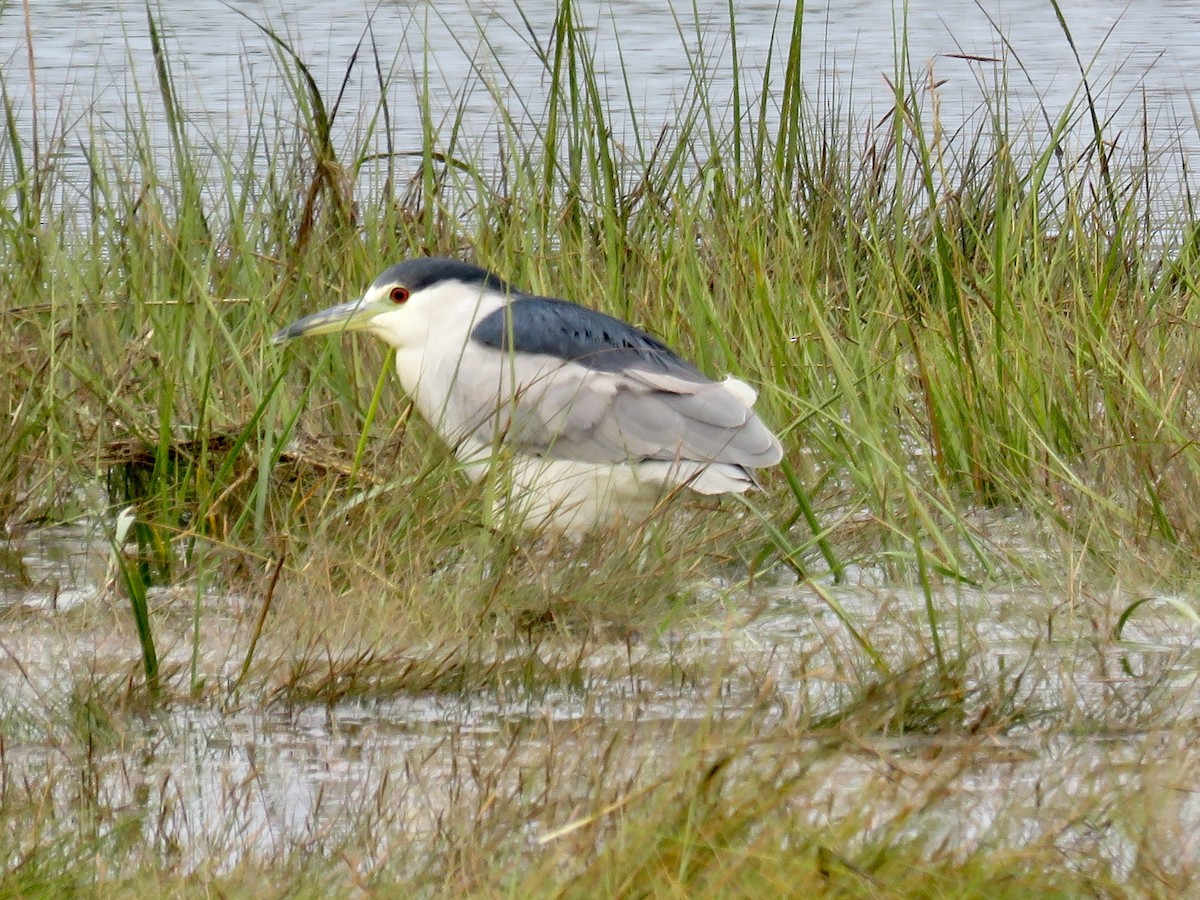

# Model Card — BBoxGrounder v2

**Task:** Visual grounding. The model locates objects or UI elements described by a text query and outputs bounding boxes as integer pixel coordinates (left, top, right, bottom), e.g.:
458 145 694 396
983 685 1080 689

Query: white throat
385 281 509 437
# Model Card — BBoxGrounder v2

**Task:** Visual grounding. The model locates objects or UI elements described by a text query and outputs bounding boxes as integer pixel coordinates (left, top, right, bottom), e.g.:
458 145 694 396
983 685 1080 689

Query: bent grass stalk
108 507 159 697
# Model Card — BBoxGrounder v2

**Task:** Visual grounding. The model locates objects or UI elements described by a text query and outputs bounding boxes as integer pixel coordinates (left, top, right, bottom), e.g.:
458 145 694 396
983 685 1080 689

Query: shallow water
2 1 1199 198
2 522 1198 872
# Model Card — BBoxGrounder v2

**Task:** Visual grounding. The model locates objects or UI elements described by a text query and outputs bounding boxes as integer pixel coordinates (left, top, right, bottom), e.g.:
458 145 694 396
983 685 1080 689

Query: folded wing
460 297 783 476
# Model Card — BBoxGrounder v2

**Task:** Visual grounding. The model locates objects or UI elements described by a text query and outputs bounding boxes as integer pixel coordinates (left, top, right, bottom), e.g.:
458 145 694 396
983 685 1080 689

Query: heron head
271 257 509 349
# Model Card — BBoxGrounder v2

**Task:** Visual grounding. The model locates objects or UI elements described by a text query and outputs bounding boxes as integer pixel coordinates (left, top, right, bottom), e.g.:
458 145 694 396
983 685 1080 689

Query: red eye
389 285 409 304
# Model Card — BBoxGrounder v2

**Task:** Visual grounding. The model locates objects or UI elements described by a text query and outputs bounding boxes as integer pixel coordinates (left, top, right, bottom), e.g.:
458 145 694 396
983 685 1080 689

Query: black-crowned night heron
273 258 783 533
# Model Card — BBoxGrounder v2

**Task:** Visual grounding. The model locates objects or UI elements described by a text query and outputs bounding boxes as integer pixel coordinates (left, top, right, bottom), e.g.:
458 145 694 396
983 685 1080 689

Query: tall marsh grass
1 1 1196 677
4 3 1198 586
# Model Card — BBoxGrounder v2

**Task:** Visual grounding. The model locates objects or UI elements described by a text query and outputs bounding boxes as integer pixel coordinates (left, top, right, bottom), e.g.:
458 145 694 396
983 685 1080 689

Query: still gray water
3 0 1200 199
4 521 1199 870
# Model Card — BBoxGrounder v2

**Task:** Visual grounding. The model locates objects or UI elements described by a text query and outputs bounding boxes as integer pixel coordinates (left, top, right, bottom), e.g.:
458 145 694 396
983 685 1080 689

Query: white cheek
367 285 503 351
366 305 413 347
379 287 509 429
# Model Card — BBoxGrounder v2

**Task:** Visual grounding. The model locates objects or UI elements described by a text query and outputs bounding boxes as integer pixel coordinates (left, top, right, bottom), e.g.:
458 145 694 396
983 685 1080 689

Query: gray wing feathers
459 351 782 472
671 387 754 429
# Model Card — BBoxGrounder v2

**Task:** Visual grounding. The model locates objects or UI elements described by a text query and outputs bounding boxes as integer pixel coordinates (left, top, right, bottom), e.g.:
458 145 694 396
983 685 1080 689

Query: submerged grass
2 0 1200 893
0 574 1195 896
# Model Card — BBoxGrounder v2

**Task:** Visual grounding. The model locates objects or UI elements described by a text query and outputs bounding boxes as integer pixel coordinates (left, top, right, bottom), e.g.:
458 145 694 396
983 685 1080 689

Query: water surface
2 1 1199 195
2 521 1198 871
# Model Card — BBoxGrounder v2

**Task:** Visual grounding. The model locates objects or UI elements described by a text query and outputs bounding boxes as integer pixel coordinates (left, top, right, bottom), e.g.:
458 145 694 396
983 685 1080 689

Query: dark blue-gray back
471 296 707 379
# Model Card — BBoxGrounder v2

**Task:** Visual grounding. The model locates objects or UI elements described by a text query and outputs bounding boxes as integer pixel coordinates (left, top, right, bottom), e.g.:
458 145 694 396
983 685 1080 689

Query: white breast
387 282 508 443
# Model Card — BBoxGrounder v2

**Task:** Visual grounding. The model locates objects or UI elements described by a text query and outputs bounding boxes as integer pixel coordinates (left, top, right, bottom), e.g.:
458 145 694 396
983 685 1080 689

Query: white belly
457 446 666 534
